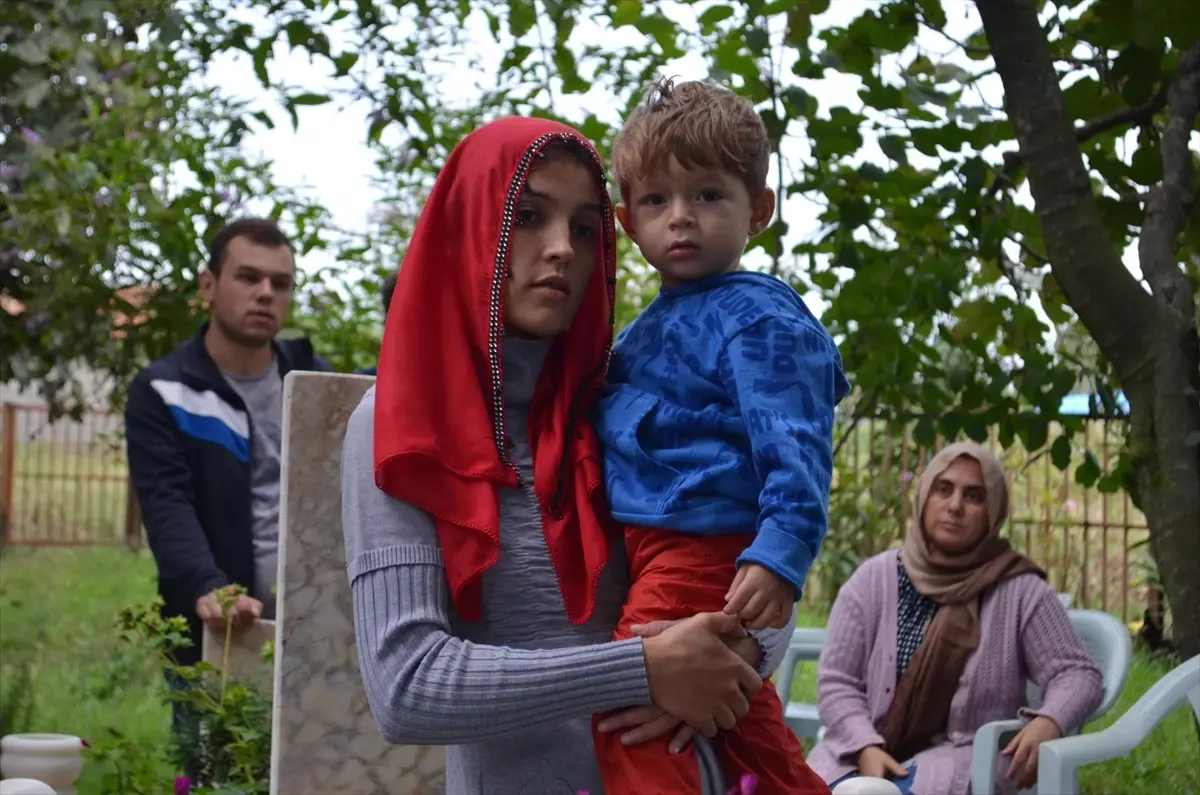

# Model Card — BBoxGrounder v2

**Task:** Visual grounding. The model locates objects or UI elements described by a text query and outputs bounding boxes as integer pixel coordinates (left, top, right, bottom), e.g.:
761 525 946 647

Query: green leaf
913 417 937 447
811 270 839 290
508 0 536 37
699 5 736 32
553 46 587 94
156 10 186 46
915 0 947 29
613 0 643 27
1074 451 1102 487
332 52 359 77
1050 435 1072 470
636 14 683 58
501 44 533 71
10 37 50 65
21 79 53 109
878 134 908 165
786 6 813 48
1017 413 1049 452
290 93 331 106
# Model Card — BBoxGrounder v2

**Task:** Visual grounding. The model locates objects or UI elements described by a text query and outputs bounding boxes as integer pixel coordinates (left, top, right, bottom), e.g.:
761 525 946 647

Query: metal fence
0 403 141 547
0 402 1153 620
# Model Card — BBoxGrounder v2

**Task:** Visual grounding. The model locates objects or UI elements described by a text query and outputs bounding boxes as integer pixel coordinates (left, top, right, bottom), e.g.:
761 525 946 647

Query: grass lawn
0 547 171 792
0 548 1195 794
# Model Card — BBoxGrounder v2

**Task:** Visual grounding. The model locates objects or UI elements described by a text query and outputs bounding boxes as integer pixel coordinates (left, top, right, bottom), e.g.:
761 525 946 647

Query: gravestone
202 618 275 686
270 372 445 795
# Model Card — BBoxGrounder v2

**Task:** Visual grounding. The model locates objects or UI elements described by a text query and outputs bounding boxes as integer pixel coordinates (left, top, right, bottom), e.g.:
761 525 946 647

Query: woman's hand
856 745 908 779
595 705 697 754
631 618 764 669
1002 715 1062 789
642 612 762 737
595 617 762 751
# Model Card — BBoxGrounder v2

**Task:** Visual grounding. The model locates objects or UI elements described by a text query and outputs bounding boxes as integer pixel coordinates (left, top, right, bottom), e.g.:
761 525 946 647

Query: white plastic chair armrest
969 718 1026 795
1036 655 1200 795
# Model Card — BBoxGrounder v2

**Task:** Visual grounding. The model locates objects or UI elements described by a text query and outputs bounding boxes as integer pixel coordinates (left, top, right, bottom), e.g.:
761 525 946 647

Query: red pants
592 527 829 795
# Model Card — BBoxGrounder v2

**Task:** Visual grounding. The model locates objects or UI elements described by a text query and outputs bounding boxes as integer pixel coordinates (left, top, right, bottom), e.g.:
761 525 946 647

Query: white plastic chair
775 627 826 742
1035 655 1199 794
969 609 1132 795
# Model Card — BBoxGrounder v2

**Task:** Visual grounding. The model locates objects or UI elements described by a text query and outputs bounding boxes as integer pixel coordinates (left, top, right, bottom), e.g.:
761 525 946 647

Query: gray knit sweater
341 337 795 794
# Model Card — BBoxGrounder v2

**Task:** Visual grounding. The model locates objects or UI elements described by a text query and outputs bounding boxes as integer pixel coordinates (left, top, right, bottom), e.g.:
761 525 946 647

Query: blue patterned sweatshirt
597 271 850 596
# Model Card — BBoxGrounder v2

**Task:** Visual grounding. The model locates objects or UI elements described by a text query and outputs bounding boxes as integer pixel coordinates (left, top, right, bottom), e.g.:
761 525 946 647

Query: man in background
125 216 331 674
356 271 398 376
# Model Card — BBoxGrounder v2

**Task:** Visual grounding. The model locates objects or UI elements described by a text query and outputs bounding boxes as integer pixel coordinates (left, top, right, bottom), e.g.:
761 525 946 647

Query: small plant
85 587 272 794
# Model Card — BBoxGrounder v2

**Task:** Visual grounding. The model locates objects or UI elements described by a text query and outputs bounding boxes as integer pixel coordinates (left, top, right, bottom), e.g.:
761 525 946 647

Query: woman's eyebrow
522 184 604 214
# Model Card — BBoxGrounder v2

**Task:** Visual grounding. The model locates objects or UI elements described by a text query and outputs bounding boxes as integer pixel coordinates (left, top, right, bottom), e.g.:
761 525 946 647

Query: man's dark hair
382 272 398 316
207 217 293 275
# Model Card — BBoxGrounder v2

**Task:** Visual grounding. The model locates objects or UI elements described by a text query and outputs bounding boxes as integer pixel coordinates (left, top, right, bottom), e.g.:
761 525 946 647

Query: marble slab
270 372 445 795
202 618 276 688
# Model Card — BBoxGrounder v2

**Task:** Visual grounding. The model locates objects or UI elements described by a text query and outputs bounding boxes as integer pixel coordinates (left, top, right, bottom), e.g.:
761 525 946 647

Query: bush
85 588 271 795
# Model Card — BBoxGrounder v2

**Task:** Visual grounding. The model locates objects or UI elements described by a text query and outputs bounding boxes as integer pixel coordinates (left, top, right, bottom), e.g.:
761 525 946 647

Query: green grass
0 550 1194 795
788 610 1199 795
0 547 170 792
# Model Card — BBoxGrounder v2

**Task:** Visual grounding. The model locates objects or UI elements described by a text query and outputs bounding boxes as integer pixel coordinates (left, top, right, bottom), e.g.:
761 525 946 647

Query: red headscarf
373 117 618 625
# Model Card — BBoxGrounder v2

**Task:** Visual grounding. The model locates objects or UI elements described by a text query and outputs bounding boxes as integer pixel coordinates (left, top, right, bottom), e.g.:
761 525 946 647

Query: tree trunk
976 0 1200 660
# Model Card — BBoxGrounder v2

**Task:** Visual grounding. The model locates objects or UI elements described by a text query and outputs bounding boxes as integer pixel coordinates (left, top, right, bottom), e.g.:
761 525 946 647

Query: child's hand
724 563 794 630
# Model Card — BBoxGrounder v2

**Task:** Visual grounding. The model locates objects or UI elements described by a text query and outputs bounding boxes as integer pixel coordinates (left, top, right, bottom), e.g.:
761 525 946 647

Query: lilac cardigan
806 551 1102 795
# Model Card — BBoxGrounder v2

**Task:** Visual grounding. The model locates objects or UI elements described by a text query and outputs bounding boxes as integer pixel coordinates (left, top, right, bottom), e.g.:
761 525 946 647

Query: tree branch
987 83 1170 198
1138 43 1200 323
975 0 1158 383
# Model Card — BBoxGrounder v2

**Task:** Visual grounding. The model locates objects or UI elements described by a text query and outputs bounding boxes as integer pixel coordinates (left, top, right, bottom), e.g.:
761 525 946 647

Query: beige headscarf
878 441 1045 763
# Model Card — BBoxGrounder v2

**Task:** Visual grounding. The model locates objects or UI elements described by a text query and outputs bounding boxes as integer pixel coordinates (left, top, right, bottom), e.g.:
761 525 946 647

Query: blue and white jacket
124 323 331 663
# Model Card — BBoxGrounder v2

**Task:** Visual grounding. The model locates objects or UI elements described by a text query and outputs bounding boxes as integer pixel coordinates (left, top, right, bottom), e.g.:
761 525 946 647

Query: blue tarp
1058 391 1129 417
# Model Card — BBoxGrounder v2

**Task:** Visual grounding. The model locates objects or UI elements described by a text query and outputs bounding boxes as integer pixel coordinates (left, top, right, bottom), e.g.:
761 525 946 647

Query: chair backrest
1024 609 1131 725
775 628 827 702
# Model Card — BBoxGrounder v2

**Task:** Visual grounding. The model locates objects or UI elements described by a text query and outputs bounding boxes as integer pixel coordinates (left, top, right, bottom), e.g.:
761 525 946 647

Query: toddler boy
593 78 850 795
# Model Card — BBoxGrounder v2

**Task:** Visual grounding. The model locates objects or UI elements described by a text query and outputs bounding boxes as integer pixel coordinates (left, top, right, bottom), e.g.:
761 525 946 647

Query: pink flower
901 471 913 483
728 774 758 795
174 776 190 795
1065 498 1078 517
19 127 41 145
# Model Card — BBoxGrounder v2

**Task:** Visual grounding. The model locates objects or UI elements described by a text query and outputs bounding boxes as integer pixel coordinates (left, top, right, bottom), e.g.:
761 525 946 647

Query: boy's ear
615 203 637 241
748 188 776 237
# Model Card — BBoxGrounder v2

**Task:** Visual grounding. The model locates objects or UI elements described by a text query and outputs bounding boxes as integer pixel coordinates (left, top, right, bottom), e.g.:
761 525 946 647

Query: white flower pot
0 734 84 795
0 780 58 795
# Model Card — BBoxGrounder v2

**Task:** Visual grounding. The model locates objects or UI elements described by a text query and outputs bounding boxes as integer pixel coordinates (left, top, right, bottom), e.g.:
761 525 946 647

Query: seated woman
807 441 1102 795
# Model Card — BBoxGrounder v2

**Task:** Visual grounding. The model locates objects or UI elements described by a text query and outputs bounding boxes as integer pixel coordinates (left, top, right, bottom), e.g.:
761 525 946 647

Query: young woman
341 116 797 794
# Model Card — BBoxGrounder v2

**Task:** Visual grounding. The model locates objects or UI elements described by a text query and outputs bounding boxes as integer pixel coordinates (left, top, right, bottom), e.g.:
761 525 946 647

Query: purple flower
0 162 17 181
174 776 190 795
102 62 134 83
20 127 41 146
901 471 913 483
24 312 49 333
1065 498 1078 517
